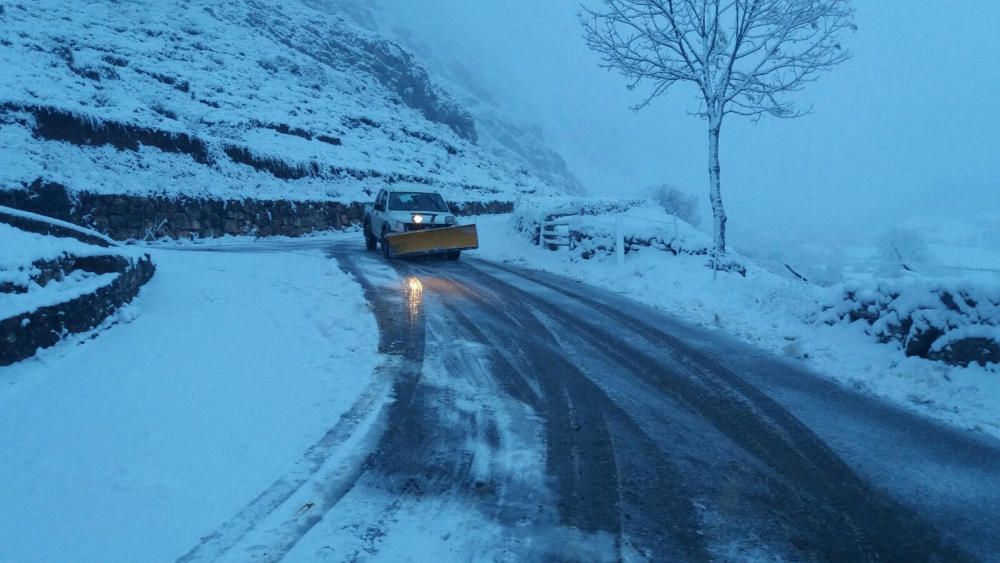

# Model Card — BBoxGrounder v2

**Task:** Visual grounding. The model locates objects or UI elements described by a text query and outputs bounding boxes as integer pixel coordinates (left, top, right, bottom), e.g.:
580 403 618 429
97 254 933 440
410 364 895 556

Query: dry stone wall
0 181 513 241
0 254 155 365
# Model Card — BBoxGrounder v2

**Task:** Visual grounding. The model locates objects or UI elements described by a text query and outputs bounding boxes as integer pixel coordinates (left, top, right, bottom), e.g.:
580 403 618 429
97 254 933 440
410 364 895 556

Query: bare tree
582 0 855 259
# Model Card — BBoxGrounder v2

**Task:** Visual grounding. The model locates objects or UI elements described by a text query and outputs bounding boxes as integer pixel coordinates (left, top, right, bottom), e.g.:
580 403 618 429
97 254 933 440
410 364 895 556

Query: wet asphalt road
180 242 1000 562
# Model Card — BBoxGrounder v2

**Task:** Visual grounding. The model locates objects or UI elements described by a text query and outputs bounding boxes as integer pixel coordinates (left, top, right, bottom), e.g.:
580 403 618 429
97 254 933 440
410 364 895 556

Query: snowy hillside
0 0 570 203
321 1 587 195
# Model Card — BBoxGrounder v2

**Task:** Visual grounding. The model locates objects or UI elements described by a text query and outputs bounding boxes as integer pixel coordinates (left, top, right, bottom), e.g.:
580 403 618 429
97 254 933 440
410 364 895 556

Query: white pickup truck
363 188 478 260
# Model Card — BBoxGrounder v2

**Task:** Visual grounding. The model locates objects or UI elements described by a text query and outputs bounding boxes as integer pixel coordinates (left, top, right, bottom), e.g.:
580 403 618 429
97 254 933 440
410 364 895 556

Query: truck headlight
393 220 405 232
445 215 456 225
412 214 424 224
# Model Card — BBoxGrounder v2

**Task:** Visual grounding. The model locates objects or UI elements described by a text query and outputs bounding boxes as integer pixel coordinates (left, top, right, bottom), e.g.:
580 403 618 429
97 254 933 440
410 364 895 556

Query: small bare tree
582 0 855 259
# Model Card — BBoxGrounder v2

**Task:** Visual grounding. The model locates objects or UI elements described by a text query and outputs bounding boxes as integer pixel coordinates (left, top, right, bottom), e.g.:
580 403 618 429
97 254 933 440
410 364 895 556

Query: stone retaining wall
0 253 156 366
1 181 513 240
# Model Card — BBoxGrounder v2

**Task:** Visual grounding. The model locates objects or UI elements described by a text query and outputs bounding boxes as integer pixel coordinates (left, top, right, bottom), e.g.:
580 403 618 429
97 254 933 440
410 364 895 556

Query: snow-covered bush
649 184 700 227
567 206 710 259
818 279 1000 366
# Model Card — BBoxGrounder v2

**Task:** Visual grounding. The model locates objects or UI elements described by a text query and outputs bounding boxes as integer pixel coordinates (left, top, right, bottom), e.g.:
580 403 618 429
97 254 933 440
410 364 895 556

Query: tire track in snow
419 265 707 560
175 242 978 561
279 257 588 561
463 260 973 561
175 249 421 562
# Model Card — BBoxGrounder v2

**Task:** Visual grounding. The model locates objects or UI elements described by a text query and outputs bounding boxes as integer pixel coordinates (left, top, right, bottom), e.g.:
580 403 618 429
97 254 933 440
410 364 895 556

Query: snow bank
0 222 123 270
0 268 119 320
0 204 114 247
0 222 143 300
819 279 1000 366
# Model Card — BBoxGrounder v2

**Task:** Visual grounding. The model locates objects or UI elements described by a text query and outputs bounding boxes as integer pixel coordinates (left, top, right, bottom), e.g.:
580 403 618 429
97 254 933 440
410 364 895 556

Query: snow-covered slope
0 1 568 202
309 1 587 196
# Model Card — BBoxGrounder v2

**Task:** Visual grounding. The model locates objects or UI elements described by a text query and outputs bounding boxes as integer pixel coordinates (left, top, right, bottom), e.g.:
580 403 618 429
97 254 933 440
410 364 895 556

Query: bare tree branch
581 0 854 256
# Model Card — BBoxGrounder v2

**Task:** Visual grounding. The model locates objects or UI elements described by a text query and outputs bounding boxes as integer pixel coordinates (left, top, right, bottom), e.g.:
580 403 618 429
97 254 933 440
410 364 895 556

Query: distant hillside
0 0 571 204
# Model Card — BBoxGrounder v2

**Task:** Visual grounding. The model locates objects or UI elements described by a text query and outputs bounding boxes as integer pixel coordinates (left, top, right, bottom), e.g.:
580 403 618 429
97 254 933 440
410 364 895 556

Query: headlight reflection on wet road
404 276 423 324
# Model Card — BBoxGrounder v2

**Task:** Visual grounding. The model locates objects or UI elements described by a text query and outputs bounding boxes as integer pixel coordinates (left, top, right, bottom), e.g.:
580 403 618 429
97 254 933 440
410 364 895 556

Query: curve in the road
417 258 973 562
176 242 991 562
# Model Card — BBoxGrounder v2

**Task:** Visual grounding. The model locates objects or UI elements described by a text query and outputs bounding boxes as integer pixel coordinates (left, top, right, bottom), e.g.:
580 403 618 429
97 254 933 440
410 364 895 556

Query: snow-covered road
185 242 1000 562
3 239 998 561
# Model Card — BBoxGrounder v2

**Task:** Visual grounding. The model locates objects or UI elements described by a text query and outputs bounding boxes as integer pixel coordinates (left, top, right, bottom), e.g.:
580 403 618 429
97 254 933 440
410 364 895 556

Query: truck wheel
380 226 392 259
364 220 377 251
446 250 461 261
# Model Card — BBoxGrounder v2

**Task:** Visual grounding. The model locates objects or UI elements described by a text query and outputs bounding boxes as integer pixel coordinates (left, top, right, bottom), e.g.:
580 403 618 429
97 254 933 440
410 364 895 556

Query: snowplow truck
363 189 478 260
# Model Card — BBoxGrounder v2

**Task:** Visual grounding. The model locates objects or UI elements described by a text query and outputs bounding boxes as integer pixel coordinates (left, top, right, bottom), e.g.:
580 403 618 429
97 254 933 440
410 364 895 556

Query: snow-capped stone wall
0 182 512 240
1 254 155 366
0 210 155 365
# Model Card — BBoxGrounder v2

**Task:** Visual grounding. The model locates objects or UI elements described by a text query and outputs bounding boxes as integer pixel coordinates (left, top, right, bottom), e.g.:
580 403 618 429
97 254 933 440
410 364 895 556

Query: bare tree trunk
707 118 727 258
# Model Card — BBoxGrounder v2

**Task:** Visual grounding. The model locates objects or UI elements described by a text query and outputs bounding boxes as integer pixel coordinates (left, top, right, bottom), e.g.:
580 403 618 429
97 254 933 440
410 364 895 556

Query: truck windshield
389 192 449 212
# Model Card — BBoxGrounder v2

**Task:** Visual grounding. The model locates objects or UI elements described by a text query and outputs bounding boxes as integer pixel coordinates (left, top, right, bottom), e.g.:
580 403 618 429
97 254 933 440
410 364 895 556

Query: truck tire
364 219 377 251
380 226 392 259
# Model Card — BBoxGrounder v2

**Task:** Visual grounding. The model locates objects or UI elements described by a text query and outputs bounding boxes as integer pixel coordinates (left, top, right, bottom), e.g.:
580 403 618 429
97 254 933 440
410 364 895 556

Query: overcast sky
375 1 1000 246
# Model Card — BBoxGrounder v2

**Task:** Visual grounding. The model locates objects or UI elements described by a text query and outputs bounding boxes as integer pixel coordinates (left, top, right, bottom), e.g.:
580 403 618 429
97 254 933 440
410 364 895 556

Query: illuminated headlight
412 214 424 224
445 215 456 225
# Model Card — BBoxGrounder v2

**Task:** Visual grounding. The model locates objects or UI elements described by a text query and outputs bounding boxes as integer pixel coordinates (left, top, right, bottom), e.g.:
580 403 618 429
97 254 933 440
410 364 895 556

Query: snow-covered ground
474 212 1000 442
0 242 379 562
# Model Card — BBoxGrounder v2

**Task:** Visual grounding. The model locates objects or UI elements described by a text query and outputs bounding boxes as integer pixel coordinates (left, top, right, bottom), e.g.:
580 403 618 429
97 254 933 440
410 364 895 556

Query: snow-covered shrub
649 184 700 227
818 279 1000 366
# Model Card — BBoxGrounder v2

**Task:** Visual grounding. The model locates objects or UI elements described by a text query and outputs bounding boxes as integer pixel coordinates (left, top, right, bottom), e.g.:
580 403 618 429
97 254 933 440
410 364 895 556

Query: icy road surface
175 241 1000 562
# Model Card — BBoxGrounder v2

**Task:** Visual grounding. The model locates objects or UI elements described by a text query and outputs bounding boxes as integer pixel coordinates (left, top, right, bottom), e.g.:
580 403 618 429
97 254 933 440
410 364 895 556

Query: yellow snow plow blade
384 224 479 258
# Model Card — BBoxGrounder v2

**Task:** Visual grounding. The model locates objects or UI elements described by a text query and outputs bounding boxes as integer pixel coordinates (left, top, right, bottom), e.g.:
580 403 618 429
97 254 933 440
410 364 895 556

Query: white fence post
616 215 625 267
